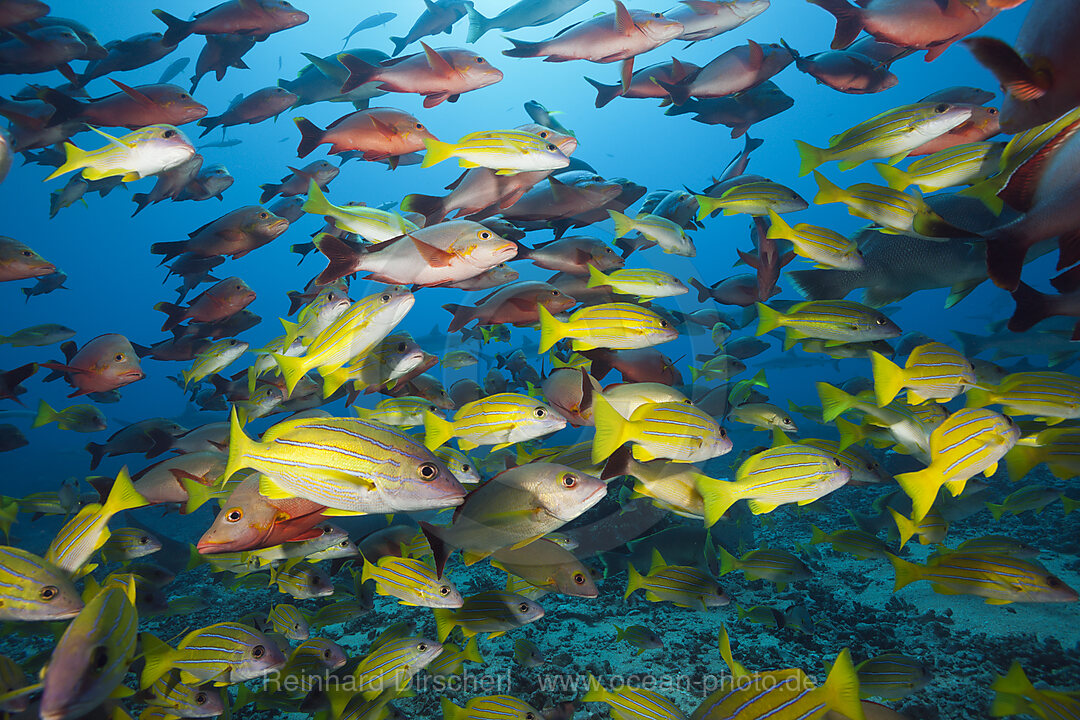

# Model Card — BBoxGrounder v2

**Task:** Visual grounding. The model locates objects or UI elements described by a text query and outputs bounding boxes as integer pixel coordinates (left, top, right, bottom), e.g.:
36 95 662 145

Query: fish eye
235 283 243 290
518 602 530 613
783 418 791 424
226 508 243 522
479 231 491 239
339 540 349 547
114 353 125 362
652 11 662 16
40 585 58 600
397 342 407 352
417 462 439 480
834 458 842 467
659 320 669 327
163 129 176 138
381 293 391 302
417 643 428 651
91 646 109 671
475 57 485 63
719 428 727 437
875 317 886 325
560 473 577 488
534 407 546 418
252 644 265 659
140 536 150 544
195 693 207 704
546 143 556 151
537 130 549 138
259 212 269 219
551 290 559 295
866 463 875 470
20 250 31 257
573 573 585 585
986 107 998 114
1048 575 1062 587
461 464 470 472
933 103 949 113
526 714 535 720
439 586 450 596
323 648 332 659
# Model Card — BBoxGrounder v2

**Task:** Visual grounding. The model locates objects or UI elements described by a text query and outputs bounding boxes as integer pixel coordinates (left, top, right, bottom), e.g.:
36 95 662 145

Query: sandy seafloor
1 462 1077 720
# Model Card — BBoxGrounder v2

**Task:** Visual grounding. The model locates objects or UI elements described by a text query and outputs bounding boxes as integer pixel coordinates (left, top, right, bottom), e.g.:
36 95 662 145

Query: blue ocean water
1 1 1078 719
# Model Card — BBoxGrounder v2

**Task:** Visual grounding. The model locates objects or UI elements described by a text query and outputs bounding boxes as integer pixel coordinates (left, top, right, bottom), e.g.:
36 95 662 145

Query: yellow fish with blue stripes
224 410 465 514
591 394 731 465
870 341 976 406
794 101 973 175
302 181 418 241
441 695 543 720
583 672 688 720
421 129 570 174
966 371 1080 424
272 288 415 395
757 300 901 350
696 444 851 526
422 392 566 451
45 467 147 575
361 554 463 608
537 302 678 353
765 208 864 270
895 407 1019 522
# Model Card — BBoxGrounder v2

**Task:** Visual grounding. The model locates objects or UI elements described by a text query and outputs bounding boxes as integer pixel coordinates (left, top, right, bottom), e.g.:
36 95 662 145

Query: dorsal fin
613 0 637 35
420 41 454 76
110 79 157 108
999 115 1080 212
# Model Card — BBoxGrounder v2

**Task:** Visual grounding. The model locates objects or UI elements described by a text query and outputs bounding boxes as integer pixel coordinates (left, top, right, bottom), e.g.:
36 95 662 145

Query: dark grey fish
157 56 190 84
343 12 397 45
390 0 471 56
22 270 68 301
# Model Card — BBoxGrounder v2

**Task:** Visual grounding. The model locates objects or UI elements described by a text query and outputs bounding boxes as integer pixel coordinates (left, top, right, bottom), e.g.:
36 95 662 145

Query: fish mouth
267 217 291 234
30 262 57 277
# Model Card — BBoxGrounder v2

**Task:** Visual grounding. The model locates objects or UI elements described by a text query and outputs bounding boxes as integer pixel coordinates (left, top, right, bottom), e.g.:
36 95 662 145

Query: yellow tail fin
624 563 645 599
102 467 147 517
887 507 917 549
271 352 309 396
895 467 942 523
606 209 635 239
581 674 607 703
420 138 456 168
817 382 856 423
44 141 89 181
812 170 846 205
718 624 750 678
32 399 58 428
886 552 922 592
536 304 566 354
422 409 455 450
139 633 176 689
301 179 335 217
870 351 907 407
694 195 722 221
755 302 783 336
223 406 256 483
765 207 794 241
794 140 826 177
874 162 912 191
590 395 631 464
694 474 740 528
585 263 610 289
819 648 865 720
